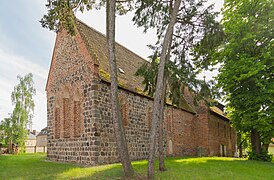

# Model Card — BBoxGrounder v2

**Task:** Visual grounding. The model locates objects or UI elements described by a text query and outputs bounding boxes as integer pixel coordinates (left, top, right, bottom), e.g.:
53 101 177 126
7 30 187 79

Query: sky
0 0 224 131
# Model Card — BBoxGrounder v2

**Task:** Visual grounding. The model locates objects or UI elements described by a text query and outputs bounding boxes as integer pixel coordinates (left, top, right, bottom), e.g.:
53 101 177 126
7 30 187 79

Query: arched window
54 100 60 139
224 125 226 138
217 122 220 136
166 109 173 132
73 90 82 137
147 107 152 130
119 96 128 127
63 87 71 138
168 140 173 155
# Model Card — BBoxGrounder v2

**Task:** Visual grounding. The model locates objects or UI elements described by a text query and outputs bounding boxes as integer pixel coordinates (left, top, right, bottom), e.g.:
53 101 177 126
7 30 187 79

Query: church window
229 127 232 139
217 122 220 136
121 103 128 127
54 106 60 139
147 107 152 130
167 110 173 132
73 90 82 137
63 87 71 138
118 96 129 127
224 125 227 138
118 67 125 74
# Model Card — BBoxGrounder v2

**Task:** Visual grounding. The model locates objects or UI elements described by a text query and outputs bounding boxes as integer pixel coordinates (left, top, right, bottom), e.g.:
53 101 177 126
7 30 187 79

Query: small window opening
118 68 125 74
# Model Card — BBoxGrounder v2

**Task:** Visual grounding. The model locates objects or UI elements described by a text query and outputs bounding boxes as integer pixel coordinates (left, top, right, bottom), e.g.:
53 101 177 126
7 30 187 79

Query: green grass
0 153 273 179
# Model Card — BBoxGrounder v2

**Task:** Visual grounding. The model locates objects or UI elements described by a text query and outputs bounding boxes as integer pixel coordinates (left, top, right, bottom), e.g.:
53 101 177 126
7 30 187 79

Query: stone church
46 19 237 165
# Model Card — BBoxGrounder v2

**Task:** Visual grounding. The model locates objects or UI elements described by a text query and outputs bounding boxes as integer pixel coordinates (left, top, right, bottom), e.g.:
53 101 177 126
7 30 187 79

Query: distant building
36 127 48 152
25 130 37 153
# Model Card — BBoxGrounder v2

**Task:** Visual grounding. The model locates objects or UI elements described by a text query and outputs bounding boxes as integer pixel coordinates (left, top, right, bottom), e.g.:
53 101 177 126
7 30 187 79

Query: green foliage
40 0 134 35
135 49 219 108
133 0 224 106
0 118 12 147
213 0 274 152
248 151 273 162
9 73 36 152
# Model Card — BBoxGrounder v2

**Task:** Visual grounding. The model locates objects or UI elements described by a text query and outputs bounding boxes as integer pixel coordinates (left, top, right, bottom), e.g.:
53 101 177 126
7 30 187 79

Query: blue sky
0 0 223 131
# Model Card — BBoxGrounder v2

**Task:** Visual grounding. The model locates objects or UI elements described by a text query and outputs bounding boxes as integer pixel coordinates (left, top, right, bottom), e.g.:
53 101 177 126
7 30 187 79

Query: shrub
248 151 273 162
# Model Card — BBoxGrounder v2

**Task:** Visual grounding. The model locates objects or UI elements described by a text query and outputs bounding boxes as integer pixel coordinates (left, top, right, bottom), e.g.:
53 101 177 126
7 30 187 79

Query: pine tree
133 1 223 177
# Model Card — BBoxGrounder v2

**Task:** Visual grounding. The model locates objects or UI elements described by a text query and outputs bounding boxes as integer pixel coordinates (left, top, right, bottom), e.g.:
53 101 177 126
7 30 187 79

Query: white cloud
76 9 157 60
0 49 48 130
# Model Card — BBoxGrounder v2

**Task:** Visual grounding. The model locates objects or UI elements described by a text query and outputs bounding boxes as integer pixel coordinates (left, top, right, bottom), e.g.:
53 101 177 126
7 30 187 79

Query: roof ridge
75 18 150 64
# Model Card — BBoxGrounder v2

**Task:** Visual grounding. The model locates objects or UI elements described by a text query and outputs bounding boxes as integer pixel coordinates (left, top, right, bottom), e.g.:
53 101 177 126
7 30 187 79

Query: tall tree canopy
214 0 274 160
0 118 12 149
134 0 223 104
11 73 36 152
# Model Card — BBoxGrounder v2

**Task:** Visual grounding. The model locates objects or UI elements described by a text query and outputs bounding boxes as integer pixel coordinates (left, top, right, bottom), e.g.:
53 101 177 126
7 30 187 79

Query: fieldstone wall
92 82 151 164
90 81 199 164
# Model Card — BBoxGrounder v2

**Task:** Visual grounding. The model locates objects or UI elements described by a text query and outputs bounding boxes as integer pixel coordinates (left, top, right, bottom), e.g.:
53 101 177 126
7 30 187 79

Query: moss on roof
76 19 194 113
209 106 228 120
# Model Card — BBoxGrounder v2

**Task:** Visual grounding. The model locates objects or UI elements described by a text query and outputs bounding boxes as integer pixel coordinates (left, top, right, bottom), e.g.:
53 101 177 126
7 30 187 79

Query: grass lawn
0 153 273 179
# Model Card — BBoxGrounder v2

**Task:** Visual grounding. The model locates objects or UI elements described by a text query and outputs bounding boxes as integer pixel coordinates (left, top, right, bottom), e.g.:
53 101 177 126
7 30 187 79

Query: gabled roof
76 19 194 113
209 102 229 121
37 127 48 136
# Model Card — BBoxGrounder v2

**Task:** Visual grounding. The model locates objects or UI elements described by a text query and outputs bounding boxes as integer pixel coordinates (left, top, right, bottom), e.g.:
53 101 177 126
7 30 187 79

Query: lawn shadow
1 154 273 180
53 156 274 179
46 158 148 180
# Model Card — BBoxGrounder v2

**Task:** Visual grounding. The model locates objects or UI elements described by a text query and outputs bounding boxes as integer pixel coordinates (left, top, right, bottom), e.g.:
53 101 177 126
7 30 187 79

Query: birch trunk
106 0 134 177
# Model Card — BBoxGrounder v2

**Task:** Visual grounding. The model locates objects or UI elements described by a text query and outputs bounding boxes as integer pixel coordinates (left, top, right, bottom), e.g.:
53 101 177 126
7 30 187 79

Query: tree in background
0 73 35 153
0 118 12 152
41 0 134 176
133 0 223 177
213 0 274 161
10 73 36 152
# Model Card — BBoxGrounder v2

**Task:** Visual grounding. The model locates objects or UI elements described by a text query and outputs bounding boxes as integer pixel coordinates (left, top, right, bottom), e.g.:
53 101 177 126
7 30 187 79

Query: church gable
46 26 98 139
46 27 97 94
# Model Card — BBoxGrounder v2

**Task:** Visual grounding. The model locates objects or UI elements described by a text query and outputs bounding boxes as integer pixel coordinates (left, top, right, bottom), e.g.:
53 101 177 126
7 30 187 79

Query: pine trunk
158 78 167 171
106 0 134 177
158 32 172 171
147 0 182 178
